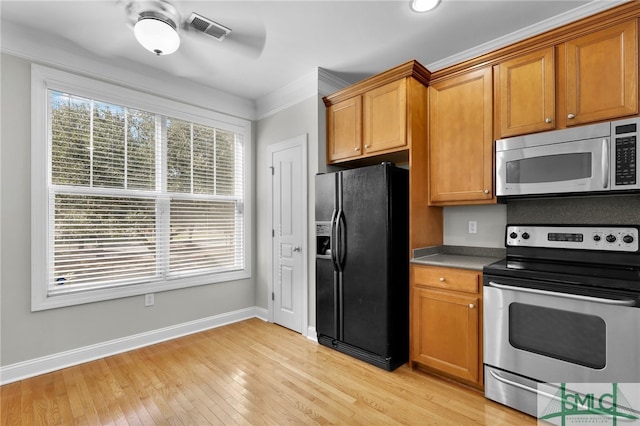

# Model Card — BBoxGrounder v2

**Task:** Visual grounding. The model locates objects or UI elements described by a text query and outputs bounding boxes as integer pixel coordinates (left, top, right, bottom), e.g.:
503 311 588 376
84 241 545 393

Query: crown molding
258 1 627 118
322 60 430 107
0 20 257 121
426 0 629 72
255 69 318 120
255 68 350 120
318 68 351 97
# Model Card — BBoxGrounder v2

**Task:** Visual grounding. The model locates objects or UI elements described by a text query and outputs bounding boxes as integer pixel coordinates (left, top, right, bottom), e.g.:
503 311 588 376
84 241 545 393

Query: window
32 65 252 311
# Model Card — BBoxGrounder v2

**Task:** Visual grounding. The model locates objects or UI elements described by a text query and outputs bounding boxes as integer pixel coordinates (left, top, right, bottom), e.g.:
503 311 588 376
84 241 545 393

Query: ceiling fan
121 0 265 58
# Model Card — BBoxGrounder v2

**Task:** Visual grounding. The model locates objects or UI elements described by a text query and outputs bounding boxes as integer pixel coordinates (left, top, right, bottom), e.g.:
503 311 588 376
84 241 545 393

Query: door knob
293 246 302 252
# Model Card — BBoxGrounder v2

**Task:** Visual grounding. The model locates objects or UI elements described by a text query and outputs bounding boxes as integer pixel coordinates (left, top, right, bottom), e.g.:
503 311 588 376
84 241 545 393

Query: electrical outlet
468 221 477 234
144 293 154 307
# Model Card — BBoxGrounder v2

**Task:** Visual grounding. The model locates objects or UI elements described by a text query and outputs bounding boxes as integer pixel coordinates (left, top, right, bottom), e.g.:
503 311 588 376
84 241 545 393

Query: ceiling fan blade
222 29 266 59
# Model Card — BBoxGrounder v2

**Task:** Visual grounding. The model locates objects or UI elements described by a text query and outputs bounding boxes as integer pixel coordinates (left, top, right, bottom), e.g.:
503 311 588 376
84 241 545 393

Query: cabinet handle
364 144 370 149
439 277 445 282
355 147 360 151
483 189 489 194
568 113 575 119
545 118 552 123
469 303 475 309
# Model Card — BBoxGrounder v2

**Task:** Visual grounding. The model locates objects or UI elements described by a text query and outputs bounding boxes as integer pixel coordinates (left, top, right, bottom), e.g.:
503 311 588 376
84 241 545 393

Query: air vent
187 12 231 41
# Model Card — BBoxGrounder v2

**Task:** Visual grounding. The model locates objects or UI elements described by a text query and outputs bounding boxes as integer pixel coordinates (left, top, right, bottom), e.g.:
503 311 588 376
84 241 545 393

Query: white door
269 135 307 333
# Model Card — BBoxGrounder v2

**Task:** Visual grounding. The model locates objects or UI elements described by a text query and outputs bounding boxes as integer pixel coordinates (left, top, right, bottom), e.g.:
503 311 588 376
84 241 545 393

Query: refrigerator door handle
335 209 346 271
330 208 343 340
329 209 339 271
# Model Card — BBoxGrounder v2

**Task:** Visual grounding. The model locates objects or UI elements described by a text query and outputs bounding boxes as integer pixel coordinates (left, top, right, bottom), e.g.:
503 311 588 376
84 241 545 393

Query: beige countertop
410 245 505 272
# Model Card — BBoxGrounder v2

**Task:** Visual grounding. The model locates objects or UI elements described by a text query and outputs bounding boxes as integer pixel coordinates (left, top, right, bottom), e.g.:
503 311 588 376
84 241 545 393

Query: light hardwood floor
1 318 535 425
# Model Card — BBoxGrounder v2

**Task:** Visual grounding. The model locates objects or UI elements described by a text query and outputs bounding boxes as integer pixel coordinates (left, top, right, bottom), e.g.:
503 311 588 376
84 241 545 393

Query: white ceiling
0 0 627 107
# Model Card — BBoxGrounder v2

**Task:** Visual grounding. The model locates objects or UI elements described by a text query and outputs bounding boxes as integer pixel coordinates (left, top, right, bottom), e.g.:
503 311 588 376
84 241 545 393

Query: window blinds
49 90 244 294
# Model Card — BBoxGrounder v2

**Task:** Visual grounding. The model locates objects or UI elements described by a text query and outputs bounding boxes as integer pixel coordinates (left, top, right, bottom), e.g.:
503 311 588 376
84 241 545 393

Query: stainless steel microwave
495 117 640 197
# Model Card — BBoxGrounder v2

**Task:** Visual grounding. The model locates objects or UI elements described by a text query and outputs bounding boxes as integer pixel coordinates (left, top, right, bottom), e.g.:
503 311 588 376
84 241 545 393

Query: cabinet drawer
412 265 479 293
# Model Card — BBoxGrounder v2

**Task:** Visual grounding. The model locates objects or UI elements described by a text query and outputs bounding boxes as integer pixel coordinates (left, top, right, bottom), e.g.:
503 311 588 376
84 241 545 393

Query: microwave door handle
602 138 609 189
487 281 636 306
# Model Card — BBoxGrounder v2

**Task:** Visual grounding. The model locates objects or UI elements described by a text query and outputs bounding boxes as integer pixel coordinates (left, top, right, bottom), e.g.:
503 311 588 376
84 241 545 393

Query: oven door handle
488 369 558 400
488 369 626 418
487 281 637 306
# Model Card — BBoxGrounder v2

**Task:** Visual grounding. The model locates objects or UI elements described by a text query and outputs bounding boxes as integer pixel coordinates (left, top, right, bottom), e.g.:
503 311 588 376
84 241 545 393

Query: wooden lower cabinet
410 264 483 388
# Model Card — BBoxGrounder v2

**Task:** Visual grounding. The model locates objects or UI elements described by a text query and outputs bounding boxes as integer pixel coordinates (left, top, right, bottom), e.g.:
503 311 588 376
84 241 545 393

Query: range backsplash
506 194 640 225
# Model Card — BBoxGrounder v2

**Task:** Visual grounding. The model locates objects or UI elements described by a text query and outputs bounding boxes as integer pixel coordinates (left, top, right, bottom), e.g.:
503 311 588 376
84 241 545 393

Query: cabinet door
327 96 362 163
411 287 480 384
564 19 638 126
363 79 407 154
497 47 555 138
429 67 494 204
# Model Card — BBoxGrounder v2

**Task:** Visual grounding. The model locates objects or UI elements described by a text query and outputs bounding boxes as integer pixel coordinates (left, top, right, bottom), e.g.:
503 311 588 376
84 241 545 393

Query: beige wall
255 96 321 329
0 53 256 366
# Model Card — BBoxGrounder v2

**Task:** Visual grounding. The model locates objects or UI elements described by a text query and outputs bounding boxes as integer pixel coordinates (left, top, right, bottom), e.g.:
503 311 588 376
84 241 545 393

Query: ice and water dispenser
316 221 332 258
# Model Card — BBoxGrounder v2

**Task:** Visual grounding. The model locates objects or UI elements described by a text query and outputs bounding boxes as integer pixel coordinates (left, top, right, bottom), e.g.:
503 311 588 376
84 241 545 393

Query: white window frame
31 65 252 311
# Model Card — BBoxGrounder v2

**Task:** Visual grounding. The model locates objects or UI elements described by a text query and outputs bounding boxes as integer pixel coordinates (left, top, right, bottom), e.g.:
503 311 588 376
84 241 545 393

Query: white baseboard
307 326 318 342
0 306 265 385
254 306 269 321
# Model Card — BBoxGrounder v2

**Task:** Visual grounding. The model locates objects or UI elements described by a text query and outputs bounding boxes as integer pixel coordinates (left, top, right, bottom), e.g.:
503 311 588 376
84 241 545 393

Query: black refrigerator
315 162 409 371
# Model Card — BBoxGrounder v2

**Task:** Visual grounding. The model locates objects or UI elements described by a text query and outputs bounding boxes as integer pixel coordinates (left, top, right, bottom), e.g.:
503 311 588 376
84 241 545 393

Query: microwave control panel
613 119 638 188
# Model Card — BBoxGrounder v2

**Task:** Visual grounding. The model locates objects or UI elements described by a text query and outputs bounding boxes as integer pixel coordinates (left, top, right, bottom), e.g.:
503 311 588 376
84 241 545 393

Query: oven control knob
606 234 617 243
623 235 634 244
593 234 601 242
521 232 530 240
509 232 518 239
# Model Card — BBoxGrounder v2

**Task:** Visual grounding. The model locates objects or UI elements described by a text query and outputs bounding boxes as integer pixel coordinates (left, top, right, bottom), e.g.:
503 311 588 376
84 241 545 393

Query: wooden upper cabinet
496 47 555 138
429 67 494 205
363 79 407 154
324 60 430 165
562 19 638 126
327 96 363 162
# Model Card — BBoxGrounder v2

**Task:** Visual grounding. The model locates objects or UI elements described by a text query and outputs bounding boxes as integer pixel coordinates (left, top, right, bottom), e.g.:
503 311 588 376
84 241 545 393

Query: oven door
484 279 640 416
484 279 640 382
495 137 609 196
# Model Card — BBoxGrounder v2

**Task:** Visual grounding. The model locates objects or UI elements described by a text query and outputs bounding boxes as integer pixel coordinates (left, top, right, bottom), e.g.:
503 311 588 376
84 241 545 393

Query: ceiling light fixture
411 0 440 13
134 11 181 56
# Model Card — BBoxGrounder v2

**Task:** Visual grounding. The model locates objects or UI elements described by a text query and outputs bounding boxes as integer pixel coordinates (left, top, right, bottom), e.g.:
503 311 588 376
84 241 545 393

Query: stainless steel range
483 225 640 417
